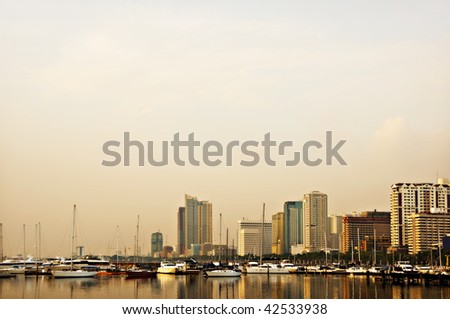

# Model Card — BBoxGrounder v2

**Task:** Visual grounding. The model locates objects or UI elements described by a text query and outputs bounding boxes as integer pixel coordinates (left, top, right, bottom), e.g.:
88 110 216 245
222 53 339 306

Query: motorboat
124 268 157 279
0 269 16 278
346 266 367 274
245 263 290 274
157 261 181 274
368 266 384 274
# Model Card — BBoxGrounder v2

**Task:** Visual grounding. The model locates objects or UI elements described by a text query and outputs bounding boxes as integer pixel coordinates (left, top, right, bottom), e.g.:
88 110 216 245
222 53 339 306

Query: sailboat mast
71 205 76 269
260 203 265 265
351 240 354 263
34 223 38 263
219 213 222 264
438 228 442 268
373 228 377 265
39 222 41 260
357 228 361 263
116 225 119 269
23 224 26 266
136 215 140 264
226 228 229 264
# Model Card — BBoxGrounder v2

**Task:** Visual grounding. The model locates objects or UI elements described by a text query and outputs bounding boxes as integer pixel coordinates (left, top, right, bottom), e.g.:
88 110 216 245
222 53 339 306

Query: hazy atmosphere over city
1 1 449 257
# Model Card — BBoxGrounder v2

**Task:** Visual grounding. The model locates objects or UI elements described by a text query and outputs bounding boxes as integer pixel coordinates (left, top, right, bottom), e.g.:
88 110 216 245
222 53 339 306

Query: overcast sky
1 1 449 257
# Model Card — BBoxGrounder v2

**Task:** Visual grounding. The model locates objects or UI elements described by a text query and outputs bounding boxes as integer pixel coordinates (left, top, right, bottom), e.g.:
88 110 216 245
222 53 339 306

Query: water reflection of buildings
205 277 240 299
2 274 450 299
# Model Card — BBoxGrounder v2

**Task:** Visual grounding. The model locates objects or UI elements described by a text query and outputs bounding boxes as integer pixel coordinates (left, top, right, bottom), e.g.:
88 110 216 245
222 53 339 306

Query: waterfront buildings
328 214 343 251
237 219 272 256
303 191 328 252
177 195 213 256
410 211 450 254
161 246 174 258
151 232 163 257
341 211 391 254
177 207 186 255
390 182 450 251
271 212 284 254
283 201 303 254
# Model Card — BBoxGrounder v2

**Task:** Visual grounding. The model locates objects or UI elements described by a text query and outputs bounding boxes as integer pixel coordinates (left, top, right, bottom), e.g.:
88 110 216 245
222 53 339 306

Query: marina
1 270 450 299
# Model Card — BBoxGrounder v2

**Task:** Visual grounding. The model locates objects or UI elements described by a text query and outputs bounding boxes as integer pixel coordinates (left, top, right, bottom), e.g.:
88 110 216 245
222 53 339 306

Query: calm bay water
1 274 449 299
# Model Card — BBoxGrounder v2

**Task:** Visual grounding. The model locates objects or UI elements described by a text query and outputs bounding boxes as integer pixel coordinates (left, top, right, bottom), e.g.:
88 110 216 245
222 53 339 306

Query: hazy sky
1 1 449 258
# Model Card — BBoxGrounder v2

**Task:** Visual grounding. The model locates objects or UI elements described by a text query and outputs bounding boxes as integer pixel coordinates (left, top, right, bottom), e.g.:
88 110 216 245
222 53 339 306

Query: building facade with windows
238 219 272 257
303 191 328 252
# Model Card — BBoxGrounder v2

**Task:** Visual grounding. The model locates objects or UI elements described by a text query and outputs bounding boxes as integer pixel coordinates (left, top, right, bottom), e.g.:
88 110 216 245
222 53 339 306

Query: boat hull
246 267 290 274
205 270 242 277
52 270 98 278
125 270 156 279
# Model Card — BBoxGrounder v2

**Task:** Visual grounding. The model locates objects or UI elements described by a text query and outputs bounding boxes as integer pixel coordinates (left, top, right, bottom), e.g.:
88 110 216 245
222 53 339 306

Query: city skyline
1 1 450 257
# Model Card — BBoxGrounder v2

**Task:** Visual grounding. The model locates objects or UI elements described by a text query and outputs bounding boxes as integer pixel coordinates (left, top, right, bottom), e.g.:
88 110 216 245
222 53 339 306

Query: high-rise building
272 212 284 254
283 201 303 254
237 219 272 257
390 182 450 250
328 214 343 251
410 211 450 254
177 195 213 256
151 232 163 257
341 211 391 254
177 207 185 255
303 191 328 252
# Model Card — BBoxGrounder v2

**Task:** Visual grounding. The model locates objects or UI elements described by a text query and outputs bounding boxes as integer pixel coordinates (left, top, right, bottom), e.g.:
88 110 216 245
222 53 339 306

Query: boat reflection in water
1 274 450 299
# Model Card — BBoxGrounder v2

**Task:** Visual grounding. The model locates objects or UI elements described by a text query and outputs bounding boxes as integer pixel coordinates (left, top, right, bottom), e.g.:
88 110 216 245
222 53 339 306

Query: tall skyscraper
303 191 328 252
237 219 272 256
328 214 343 251
283 201 303 254
390 182 450 250
177 207 185 255
151 232 163 257
271 212 284 254
178 194 213 256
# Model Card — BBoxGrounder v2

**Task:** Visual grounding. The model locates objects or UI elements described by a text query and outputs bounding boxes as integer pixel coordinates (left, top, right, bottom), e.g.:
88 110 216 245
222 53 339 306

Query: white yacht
346 266 367 274
245 263 290 274
157 261 180 274
205 269 242 277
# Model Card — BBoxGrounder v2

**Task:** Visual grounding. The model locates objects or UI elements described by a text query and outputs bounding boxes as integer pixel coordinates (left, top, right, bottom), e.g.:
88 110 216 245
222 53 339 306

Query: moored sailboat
52 205 98 278
124 215 157 279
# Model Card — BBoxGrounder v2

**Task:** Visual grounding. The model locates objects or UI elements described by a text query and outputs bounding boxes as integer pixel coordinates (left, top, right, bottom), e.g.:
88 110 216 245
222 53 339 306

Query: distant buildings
390 182 450 251
341 211 391 254
271 212 284 254
177 207 185 255
303 191 328 252
410 211 450 254
177 194 213 256
283 201 303 254
151 232 163 257
161 246 174 259
237 219 272 256
328 214 343 251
